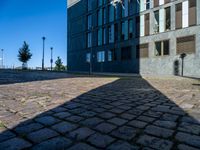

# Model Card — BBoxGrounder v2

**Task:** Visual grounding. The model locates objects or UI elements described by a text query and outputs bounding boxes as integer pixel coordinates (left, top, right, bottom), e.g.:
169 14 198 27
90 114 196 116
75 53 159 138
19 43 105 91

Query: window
97 51 105 62
129 0 134 15
165 7 171 31
87 15 92 30
88 0 92 11
159 0 164 5
145 0 151 10
86 53 91 63
109 5 114 22
140 0 151 11
121 21 128 40
121 47 131 60
109 25 114 43
136 43 149 58
154 0 159 7
128 19 133 39
154 10 159 33
140 15 145 36
182 1 189 28
136 16 140 37
87 32 92 48
159 8 165 32
176 3 182 29
124 0 129 17
189 0 196 26
114 23 118 41
177 35 195 54
145 13 150 36
98 0 103 6
103 8 106 24
108 49 117 61
98 28 102 46
155 40 170 56
103 28 106 44
98 9 103 26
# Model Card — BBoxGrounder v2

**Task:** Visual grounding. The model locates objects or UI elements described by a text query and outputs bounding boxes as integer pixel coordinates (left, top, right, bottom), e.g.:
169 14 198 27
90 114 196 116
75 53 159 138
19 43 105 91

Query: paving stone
93 107 106 113
81 117 103 127
137 134 173 150
27 128 59 143
117 105 132 111
145 110 163 118
178 122 200 135
79 111 97 118
14 123 43 135
108 117 128 126
95 122 117 134
137 116 156 123
111 126 137 140
181 116 200 124
69 108 85 114
68 127 95 140
153 120 177 129
35 116 60 126
177 144 200 150
64 103 82 109
51 107 67 113
66 115 84 123
109 108 125 114
53 112 71 119
145 125 174 138
51 121 78 133
0 137 32 150
98 112 116 119
120 113 136 120
128 109 143 115
68 143 97 150
175 132 200 148
161 114 179 121
107 140 139 150
31 137 72 150
0 130 16 142
128 120 147 129
87 133 115 148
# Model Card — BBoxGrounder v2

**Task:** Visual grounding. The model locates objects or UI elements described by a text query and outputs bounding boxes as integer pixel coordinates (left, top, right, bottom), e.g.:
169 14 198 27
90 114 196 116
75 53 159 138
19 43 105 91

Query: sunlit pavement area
0 70 200 150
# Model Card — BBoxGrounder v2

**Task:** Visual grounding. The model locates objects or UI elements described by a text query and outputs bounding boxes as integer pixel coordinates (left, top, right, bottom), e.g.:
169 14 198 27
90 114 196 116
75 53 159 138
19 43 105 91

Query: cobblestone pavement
0 70 200 150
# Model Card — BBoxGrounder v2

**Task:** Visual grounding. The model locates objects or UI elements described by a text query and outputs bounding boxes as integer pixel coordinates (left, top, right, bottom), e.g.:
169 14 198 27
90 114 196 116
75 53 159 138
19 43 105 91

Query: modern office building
68 0 200 77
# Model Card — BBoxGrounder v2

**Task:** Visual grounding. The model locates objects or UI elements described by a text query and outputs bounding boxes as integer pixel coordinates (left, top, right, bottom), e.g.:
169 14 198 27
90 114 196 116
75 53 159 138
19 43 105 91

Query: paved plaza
0 70 200 150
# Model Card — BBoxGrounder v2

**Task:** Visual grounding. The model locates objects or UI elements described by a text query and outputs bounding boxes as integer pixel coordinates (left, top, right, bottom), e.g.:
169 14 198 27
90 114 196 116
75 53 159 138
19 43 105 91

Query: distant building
67 0 200 77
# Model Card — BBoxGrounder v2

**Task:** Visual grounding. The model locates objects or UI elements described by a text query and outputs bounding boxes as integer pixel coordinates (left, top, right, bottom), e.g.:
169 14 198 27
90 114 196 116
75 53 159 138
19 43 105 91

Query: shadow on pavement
0 77 200 150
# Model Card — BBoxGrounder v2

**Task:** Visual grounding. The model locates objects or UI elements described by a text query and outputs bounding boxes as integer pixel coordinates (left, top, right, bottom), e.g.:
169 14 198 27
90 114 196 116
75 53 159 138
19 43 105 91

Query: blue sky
0 0 67 68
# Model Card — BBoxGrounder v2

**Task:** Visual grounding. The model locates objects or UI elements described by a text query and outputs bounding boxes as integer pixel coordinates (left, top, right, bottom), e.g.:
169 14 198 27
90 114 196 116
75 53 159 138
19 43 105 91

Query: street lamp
42 36 46 70
1 49 3 69
50 47 53 71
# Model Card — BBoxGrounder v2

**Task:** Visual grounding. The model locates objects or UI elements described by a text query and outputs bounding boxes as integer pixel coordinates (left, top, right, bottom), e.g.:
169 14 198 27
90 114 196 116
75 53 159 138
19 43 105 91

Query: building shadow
0 76 200 149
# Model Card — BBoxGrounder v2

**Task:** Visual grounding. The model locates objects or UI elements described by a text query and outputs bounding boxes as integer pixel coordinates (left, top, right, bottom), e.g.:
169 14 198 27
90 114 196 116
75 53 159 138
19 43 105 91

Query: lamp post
180 53 187 77
50 47 53 71
42 37 46 70
1 49 3 69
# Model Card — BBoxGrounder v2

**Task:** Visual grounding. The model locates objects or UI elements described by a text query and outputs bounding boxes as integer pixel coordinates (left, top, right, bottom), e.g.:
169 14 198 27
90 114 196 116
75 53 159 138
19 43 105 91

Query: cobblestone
0 71 200 149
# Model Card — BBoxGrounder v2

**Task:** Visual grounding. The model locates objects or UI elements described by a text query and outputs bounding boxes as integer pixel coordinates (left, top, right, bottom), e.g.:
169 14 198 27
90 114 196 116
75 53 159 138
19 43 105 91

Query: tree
18 41 32 69
54 57 66 71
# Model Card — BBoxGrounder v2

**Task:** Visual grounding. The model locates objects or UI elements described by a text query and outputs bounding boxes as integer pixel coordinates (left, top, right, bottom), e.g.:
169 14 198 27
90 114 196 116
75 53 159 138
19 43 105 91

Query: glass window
124 0 129 17
155 40 170 56
140 15 145 36
88 0 92 11
121 21 128 40
109 24 114 43
154 10 159 33
129 0 134 15
165 7 171 31
98 28 103 46
103 28 106 44
87 32 92 48
108 49 116 61
109 5 114 22
86 53 91 63
88 14 92 30
98 0 103 6
98 9 103 26
159 8 165 32
103 8 106 24
97 51 105 62
182 0 189 28
128 19 133 39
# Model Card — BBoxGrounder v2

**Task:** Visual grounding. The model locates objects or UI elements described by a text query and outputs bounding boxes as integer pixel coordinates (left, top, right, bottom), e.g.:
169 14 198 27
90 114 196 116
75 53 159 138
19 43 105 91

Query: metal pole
1 49 3 69
50 47 53 71
42 37 46 70
181 58 184 76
